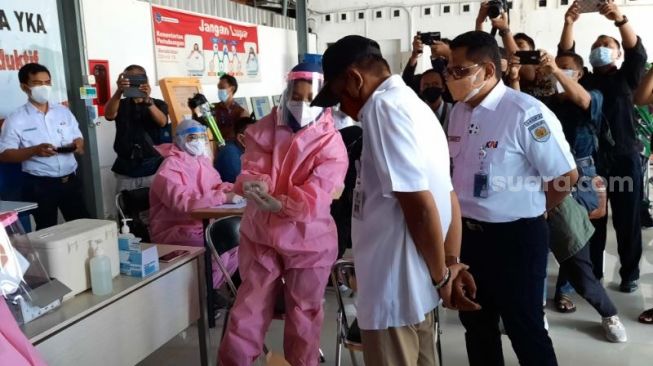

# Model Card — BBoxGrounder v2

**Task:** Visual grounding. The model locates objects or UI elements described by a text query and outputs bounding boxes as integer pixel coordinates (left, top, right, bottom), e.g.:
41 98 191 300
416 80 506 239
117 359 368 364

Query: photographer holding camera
476 2 544 94
105 65 170 192
402 33 452 91
559 0 647 293
537 50 627 343
475 0 517 54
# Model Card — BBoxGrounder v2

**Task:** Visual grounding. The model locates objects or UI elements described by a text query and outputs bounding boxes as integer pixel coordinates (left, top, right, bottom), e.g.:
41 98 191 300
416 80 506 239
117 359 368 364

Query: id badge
473 171 489 199
352 160 364 220
352 187 364 220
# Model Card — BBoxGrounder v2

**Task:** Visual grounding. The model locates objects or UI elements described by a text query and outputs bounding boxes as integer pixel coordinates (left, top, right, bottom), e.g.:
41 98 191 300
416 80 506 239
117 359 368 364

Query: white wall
310 0 653 72
81 0 315 218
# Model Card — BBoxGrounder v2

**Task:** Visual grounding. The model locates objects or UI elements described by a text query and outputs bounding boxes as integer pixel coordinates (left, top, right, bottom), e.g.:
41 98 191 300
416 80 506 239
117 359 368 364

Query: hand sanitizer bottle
90 243 113 296
118 219 137 250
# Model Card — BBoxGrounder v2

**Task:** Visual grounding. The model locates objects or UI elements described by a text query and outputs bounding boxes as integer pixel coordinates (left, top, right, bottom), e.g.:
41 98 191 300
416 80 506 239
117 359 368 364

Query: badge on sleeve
529 121 550 142
523 113 550 143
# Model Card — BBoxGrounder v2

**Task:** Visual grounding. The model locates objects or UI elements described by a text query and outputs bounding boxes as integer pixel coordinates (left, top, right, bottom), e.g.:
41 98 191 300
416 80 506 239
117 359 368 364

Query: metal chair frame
330 259 444 365
331 259 363 366
115 187 151 242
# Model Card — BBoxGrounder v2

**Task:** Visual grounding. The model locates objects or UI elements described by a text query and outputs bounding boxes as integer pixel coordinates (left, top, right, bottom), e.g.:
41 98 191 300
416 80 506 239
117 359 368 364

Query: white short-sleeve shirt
0 103 83 177
352 75 453 330
447 81 576 223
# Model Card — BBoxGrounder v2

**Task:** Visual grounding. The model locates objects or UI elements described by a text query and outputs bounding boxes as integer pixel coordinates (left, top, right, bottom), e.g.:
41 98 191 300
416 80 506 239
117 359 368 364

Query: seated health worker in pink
149 119 241 287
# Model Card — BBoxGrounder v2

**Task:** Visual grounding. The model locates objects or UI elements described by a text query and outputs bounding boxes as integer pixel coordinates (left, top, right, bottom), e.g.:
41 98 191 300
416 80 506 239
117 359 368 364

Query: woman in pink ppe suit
149 119 242 288
218 62 349 366
0 298 46 366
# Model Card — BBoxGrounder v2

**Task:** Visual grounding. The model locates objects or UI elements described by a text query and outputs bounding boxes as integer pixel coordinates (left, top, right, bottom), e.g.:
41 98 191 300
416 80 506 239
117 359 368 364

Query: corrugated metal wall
142 0 296 29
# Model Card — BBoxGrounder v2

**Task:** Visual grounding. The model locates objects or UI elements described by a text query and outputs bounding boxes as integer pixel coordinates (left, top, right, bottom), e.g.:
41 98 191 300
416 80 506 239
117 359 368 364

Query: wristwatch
498 28 511 37
445 255 461 266
432 267 451 289
615 15 628 27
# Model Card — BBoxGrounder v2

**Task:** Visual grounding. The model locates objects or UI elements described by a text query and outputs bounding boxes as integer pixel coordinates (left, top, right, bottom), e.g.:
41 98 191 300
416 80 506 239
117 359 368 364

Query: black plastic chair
115 187 151 242
206 216 325 362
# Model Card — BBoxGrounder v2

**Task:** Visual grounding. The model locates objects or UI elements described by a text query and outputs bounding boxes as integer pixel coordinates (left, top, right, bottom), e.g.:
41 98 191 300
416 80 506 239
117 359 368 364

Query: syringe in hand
188 93 225 147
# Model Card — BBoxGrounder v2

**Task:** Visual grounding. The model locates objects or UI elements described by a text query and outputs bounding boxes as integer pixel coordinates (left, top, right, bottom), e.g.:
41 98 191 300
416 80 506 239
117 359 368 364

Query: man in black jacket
558 0 647 292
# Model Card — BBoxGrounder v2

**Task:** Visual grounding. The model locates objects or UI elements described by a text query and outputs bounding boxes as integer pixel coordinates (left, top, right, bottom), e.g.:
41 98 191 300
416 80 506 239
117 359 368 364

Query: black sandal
639 308 653 324
554 295 576 313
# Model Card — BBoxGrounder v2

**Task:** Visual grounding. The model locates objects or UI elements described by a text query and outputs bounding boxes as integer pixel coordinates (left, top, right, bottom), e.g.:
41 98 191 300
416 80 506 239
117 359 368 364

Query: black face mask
421 87 443 104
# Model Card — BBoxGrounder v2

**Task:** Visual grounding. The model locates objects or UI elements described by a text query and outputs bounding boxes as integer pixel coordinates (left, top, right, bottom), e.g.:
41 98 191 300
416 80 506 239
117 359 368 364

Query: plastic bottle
90 243 113 296
118 219 137 250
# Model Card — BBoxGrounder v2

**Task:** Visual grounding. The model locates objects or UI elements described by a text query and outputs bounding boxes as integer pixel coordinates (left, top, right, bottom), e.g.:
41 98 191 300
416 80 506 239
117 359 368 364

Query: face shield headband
278 71 326 132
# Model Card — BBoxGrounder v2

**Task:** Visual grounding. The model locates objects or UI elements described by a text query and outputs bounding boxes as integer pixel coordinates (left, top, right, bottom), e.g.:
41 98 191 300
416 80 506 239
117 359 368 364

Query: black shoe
619 280 639 293
212 290 231 311
347 318 361 344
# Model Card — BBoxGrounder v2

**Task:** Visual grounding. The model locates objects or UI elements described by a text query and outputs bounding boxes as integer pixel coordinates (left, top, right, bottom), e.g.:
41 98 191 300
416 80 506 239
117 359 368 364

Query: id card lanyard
473 146 489 199
352 160 365 220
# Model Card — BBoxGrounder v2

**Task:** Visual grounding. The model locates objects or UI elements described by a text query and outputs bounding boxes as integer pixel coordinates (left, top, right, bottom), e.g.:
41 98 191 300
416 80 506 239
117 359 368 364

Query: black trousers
590 152 643 282
459 216 557 366
23 173 90 230
555 244 618 318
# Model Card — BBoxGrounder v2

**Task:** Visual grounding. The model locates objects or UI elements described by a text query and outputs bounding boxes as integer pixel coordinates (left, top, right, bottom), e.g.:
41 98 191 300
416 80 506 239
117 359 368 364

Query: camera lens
488 5 501 19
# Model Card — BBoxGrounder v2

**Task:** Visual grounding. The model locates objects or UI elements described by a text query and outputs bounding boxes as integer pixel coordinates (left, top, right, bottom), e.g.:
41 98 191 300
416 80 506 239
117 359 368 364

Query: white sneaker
602 316 627 343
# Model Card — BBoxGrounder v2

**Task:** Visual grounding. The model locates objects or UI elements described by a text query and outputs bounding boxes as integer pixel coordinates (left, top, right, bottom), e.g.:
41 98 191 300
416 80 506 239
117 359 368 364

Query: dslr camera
419 31 441 46
487 0 508 19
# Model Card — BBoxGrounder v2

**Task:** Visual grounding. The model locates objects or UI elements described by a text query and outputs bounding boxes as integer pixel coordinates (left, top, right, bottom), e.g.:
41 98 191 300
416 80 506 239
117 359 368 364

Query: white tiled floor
140 222 653 366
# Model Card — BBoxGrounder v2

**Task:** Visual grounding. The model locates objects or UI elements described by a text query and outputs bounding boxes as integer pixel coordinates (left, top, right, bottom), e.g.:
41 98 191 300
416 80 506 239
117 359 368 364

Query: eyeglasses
444 64 482 80
186 134 208 142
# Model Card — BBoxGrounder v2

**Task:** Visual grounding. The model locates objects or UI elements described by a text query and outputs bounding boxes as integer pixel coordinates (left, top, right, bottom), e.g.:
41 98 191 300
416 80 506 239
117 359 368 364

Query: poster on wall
151 5 260 85
0 0 67 119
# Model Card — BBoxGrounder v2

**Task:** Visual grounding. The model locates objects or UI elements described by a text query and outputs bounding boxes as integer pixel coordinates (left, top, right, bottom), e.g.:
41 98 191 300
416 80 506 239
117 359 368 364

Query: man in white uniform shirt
313 35 479 365
446 31 578 366
0 63 88 230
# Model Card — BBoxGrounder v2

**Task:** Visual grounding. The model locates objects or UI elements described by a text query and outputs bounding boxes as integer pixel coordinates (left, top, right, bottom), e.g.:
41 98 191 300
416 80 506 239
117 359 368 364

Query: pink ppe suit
218 108 348 366
0 298 47 365
149 144 238 288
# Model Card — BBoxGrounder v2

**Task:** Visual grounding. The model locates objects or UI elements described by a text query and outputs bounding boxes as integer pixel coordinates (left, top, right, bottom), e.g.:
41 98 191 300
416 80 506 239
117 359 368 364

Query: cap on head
311 35 383 108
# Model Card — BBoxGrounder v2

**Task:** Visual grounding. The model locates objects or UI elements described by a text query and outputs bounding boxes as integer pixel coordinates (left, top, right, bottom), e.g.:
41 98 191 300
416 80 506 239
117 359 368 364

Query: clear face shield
277 71 326 132
175 123 210 157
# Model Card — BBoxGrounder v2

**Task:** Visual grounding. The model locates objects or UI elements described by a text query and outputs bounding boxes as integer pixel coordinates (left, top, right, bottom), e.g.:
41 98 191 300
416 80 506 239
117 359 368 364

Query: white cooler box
25 219 120 300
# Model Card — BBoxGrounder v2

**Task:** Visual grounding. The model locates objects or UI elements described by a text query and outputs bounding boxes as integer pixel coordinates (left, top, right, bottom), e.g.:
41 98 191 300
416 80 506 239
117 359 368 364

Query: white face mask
462 69 487 103
183 140 207 156
30 85 51 104
286 100 323 128
556 69 578 93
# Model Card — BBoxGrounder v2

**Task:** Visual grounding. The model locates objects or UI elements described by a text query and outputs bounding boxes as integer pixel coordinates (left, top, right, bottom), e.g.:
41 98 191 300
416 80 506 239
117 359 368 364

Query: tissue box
119 244 159 277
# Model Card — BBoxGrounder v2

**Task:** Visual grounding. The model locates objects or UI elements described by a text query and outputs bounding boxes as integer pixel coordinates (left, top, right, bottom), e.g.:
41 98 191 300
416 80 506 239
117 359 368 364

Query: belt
575 156 594 168
27 173 75 184
463 216 544 232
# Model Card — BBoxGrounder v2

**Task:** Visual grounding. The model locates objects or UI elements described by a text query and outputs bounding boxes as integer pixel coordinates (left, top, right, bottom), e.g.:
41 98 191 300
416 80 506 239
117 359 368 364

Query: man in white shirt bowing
312 35 480 366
